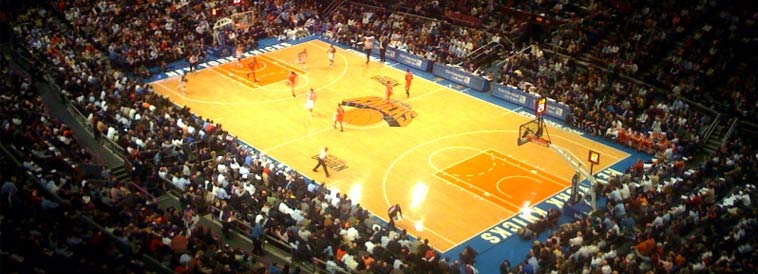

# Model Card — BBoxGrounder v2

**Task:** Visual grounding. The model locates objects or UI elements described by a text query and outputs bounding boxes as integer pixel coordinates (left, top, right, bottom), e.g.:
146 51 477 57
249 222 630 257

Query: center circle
343 109 383 126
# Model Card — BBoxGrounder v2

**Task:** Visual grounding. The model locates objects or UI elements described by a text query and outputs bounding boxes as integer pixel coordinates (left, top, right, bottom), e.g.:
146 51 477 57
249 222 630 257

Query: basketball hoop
528 136 551 147
517 118 551 147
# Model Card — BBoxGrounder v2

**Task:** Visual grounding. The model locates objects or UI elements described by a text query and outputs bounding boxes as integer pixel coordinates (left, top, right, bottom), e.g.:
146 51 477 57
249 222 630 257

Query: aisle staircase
702 116 738 154
323 0 348 16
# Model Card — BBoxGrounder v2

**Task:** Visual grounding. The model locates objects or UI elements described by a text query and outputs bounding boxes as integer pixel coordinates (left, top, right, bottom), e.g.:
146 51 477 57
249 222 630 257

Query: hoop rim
527 136 551 147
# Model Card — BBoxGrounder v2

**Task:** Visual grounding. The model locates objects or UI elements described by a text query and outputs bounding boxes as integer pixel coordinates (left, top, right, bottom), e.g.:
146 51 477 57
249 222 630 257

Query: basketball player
333 103 344 132
404 69 413 98
288 71 298 97
305 88 317 118
178 72 188 94
188 54 199 72
235 44 245 68
246 56 258 82
312 147 330 178
385 82 393 103
296 48 307 68
363 33 374 64
327 45 336 66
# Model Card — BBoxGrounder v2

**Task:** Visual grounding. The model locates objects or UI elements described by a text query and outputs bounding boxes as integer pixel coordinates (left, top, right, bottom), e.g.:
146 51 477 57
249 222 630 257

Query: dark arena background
1 0 756 274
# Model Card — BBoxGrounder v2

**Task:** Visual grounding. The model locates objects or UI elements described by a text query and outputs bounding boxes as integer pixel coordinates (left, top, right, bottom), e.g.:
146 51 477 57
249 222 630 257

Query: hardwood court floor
151 40 629 251
435 149 571 212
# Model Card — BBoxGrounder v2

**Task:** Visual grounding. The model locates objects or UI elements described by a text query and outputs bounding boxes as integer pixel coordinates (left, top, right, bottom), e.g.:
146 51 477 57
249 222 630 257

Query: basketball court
150 39 629 252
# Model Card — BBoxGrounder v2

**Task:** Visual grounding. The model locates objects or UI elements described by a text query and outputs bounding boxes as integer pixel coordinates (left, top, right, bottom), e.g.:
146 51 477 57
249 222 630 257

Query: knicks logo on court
341 97 417 127
370 75 400 87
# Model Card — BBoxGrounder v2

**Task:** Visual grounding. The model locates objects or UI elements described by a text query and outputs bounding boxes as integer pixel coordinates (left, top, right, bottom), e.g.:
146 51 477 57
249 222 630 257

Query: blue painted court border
146 35 651 274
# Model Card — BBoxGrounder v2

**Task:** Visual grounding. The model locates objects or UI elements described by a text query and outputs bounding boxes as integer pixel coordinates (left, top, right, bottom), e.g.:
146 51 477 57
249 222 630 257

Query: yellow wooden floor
151 40 629 251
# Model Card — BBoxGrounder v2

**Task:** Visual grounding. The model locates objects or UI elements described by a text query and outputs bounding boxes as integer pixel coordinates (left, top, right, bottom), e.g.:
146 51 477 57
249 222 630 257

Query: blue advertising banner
490 83 570 121
371 43 430 71
394 50 431 71
431 63 489 91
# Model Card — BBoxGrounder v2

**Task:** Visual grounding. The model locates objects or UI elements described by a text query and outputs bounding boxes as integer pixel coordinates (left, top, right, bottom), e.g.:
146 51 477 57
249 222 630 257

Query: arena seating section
2 0 755 273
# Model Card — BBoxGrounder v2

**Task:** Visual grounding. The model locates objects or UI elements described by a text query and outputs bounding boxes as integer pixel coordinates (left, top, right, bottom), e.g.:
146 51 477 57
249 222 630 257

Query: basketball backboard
517 118 551 147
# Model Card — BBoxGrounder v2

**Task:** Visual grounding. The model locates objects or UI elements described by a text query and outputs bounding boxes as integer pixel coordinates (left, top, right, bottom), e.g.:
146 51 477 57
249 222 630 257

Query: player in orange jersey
404 69 413 98
246 56 258 82
288 71 297 97
385 82 393 103
333 103 345 132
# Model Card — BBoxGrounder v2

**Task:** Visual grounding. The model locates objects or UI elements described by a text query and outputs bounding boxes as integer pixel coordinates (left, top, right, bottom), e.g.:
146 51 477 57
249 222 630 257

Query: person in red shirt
334 104 345 132
385 82 393 103
404 69 413 98
617 127 628 144
631 131 642 151
288 71 297 97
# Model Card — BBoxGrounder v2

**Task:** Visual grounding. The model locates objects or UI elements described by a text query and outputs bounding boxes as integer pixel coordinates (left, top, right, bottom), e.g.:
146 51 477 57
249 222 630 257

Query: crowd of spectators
0 56 148 273
7 0 758 274
58 0 323 78
326 0 729 164
516 0 756 121
8 7 286 274
501 133 756 274
320 2 510 74
497 43 707 159
16 3 474 274
544 0 711 75
650 6 757 119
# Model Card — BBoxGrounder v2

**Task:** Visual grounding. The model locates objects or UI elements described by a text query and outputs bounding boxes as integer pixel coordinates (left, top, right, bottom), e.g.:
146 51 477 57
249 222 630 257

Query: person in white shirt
243 182 255 196
173 175 190 191
363 34 374 64
365 241 376 254
325 258 340 274
213 184 230 200
569 231 584 247
312 147 330 177
342 253 359 271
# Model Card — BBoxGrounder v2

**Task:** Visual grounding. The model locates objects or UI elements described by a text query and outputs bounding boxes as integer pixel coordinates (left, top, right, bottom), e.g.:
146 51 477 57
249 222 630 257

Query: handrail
495 44 536 68
394 10 440 23
720 118 738 147
325 0 348 15
466 41 499 60
738 119 758 135
702 113 721 143
345 0 386 12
